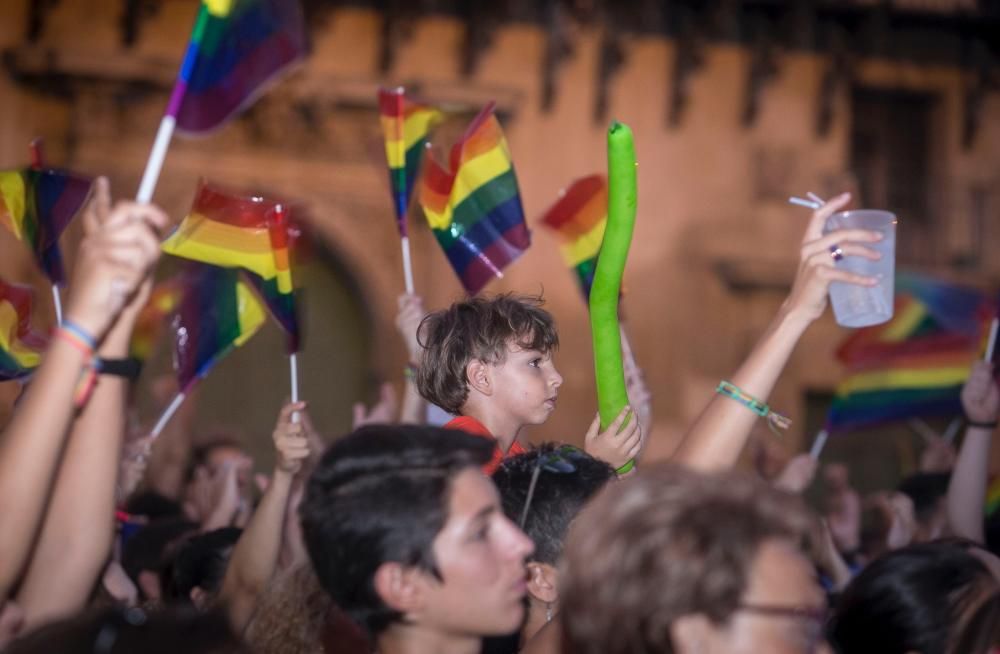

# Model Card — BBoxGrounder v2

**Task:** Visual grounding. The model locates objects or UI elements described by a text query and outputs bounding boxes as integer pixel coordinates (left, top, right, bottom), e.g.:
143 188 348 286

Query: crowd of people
1 182 999 654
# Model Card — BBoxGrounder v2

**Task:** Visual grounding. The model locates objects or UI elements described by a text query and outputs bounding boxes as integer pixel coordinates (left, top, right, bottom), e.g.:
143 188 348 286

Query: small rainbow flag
0 167 93 285
827 274 992 431
171 0 307 135
161 180 300 352
130 279 184 362
419 102 530 295
0 279 49 381
378 87 442 235
172 262 265 392
540 174 608 298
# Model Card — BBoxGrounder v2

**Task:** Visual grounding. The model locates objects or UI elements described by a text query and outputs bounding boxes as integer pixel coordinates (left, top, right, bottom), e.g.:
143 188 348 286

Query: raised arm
15 182 167 626
0 181 166 602
397 293 427 424
220 401 311 634
672 193 881 471
946 361 999 543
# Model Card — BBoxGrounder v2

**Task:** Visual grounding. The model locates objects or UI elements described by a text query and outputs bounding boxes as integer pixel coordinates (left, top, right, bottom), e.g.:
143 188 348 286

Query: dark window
850 87 938 264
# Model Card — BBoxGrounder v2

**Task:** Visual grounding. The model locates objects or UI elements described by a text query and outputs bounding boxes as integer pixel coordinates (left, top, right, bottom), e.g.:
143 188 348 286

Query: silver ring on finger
829 244 844 262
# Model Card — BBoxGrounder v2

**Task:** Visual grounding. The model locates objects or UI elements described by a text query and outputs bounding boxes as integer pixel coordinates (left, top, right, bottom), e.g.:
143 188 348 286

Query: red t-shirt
445 415 526 475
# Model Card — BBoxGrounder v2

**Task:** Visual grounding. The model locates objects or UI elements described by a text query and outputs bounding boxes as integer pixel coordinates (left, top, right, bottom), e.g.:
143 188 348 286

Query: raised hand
273 402 312 476
962 361 1000 425
352 382 399 428
584 407 642 471
396 293 426 361
65 179 169 340
783 192 882 326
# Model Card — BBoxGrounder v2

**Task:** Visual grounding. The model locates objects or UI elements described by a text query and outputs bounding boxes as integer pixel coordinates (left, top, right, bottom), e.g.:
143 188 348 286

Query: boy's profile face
413 467 535 637
487 344 563 427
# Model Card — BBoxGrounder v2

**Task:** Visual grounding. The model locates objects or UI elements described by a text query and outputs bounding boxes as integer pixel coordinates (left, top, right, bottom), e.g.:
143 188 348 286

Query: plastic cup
823 210 896 328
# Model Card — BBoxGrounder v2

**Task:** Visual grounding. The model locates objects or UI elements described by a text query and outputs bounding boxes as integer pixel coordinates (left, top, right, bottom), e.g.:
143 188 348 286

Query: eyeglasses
518 445 588 529
736 603 828 653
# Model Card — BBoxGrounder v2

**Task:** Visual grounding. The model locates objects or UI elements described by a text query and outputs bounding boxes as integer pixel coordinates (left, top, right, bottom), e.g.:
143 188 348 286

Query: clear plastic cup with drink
823 210 896 328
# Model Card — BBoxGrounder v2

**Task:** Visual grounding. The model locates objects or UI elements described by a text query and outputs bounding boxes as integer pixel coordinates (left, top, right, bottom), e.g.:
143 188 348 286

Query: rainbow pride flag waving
130 279 184 362
540 174 609 299
419 103 530 295
827 273 992 431
161 180 301 352
0 279 49 381
172 262 266 392
172 0 307 135
0 167 93 285
378 87 442 235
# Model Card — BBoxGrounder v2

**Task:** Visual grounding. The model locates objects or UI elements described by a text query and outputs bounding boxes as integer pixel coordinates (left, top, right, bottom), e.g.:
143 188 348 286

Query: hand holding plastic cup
823 210 897 327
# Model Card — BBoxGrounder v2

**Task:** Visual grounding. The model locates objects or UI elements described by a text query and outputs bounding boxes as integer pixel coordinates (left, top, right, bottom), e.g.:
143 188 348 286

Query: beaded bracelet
716 381 791 434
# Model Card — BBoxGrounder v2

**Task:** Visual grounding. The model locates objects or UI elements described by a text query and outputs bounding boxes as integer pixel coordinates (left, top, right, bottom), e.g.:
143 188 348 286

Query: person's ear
373 562 426 616
137 570 161 601
526 562 559 604
466 359 493 396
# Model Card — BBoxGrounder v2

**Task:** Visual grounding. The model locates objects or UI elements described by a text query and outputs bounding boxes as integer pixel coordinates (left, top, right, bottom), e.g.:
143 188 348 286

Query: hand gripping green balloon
590 121 637 472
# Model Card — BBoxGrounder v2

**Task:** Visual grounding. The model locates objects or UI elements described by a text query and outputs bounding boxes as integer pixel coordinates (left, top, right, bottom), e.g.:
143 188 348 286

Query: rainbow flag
419 102 530 295
827 274 992 431
0 167 93 285
172 262 265 392
0 279 48 381
540 175 608 298
161 180 300 352
130 279 184 362
170 0 307 135
378 87 442 236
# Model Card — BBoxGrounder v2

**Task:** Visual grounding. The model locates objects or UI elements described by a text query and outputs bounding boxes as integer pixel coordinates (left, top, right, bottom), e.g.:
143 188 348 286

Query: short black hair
491 444 615 564
121 517 199 591
125 490 183 520
829 541 993 654
897 472 950 525
163 528 242 604
299 424 493 639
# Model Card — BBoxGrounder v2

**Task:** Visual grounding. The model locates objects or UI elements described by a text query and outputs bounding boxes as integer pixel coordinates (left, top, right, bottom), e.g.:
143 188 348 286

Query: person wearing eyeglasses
299 424 535 654
414 294 641 476
560 464 830 654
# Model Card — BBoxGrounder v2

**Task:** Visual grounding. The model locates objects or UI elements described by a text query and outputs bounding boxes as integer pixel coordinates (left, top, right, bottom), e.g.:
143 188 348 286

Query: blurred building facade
1 0 999 470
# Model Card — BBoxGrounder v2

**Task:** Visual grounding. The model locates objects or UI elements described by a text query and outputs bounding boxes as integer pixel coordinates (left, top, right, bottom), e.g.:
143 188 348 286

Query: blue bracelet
60 319 97 351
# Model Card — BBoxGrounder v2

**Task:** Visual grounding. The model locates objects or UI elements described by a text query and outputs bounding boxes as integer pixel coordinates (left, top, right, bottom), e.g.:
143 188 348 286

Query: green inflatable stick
590 121 637 461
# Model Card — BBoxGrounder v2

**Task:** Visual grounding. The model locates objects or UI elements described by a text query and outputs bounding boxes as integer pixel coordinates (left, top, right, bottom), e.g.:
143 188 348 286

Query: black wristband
967 419 999 430
96 357 143 381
